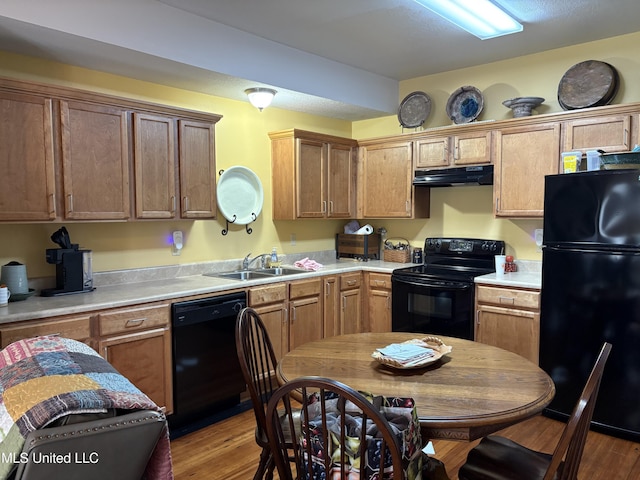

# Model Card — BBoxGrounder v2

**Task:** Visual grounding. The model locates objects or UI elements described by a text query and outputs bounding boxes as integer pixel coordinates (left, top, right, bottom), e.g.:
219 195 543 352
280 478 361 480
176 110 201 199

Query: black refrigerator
541 169 640 442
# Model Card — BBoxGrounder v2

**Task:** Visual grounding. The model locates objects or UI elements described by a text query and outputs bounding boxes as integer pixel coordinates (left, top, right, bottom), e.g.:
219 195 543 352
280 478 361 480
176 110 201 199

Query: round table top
277 333 555 441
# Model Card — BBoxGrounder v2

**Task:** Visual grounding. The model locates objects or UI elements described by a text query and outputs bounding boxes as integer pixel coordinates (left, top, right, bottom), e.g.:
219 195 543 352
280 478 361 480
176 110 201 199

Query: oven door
391 275 474 339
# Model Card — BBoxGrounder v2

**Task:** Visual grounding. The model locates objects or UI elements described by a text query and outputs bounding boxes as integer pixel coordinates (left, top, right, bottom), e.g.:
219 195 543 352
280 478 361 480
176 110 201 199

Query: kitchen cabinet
288 278 323 350
0 92 56 221
339 272 363 334
0 314 92 348
269 129 357 220
493 123 560 217
475 284 540 364
133 113 176 219
365 272 392 332
357 140 429 218
248 282 288 361
60 100 131 220
323 275 340 338
95 303 173 413
178 120 217 219
562 114 632 154
415 131 491 168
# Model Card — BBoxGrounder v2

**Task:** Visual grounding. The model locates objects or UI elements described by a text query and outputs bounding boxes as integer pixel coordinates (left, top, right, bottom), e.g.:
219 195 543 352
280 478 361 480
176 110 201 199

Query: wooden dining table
276 332 555 441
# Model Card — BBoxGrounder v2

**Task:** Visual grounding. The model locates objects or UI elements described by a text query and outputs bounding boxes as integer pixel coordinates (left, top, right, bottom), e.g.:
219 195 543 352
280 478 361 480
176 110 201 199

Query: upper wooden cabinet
415 131 491 169
493 123 560 217
562 114 632 154
133 113 177 219
269 129 357 220
0 77 221 223
60 101 131 220
0 91 56 221
357 140 430 218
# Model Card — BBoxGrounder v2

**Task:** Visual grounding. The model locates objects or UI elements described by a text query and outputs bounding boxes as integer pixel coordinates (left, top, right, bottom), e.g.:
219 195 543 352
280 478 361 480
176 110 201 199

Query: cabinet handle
374 280 386 287
325 282 331 296
625 128 629 147
183 196 189 212
498 296 515 305
406 200 410 214
342 296 346 310
347 280 356 286
125 317 147 327
48 194 56 215
322 201 327 213
291 306 296 323
170 196 176 214
329 201 334 213
67 194 73 213
476 310 480 325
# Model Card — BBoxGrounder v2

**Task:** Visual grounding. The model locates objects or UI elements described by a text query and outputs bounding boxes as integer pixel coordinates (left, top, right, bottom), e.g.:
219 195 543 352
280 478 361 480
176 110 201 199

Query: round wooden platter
558 60 619 110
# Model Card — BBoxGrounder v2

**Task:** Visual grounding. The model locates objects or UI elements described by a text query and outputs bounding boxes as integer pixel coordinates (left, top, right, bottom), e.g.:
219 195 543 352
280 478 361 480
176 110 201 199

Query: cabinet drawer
289 278 322 300
96 304 169 336
340 272 362 290
249 283 287 306
368 273 391 289
476 285 540 310
0 315 92 347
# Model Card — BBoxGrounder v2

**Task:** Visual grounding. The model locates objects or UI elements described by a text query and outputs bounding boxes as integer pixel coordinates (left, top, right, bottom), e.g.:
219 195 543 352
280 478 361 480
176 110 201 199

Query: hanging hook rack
221 213 256 235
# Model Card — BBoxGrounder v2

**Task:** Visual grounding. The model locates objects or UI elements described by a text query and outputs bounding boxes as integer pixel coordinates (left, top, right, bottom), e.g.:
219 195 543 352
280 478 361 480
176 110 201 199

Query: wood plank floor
170 408 640 479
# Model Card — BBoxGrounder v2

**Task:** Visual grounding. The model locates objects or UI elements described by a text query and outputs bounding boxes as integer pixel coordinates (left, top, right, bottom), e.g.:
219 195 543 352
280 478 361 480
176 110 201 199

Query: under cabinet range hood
413 165 493 187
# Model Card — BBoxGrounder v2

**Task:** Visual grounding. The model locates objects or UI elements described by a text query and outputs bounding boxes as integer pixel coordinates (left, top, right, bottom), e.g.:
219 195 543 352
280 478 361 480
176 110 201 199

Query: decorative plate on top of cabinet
398 91 431 128
216 166 264 225
446 86 484 124
557 60 619 110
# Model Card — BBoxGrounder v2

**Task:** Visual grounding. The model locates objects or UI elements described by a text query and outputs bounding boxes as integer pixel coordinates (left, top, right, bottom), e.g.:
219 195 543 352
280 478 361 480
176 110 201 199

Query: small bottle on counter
412 247 423 264
505 255 517 273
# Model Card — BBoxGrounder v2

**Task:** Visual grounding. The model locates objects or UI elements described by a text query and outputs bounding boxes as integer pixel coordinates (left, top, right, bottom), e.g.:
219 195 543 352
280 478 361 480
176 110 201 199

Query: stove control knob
489 242 497 252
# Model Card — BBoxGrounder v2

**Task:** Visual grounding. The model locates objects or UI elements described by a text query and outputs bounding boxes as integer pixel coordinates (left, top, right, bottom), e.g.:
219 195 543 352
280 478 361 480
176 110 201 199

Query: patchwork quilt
0 335 173 480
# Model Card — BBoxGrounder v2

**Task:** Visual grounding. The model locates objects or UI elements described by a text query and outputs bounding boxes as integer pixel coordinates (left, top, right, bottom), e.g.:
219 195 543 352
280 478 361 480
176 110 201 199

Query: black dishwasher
169 291 246 437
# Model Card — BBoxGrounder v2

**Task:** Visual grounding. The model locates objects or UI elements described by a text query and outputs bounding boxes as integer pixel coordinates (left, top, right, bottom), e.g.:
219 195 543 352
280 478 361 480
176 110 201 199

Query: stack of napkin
376 343 436 368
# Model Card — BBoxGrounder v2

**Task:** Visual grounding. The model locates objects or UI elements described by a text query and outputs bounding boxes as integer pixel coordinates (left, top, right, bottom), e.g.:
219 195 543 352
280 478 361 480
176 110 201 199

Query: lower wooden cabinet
340 272 363 334
323 275 340 338
248 282 288 361
475 284 541 364
95 303 173 413
289 278 323 350
365 272 392 332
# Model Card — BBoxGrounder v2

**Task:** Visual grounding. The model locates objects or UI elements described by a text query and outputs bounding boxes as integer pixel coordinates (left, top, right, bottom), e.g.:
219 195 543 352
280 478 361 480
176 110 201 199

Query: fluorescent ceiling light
413 0 523 40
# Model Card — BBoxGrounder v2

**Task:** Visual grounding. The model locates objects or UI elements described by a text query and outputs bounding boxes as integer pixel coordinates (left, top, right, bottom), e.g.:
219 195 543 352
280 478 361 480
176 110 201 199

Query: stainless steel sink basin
257 267 307 276
204 267 309 280
207 271 273 280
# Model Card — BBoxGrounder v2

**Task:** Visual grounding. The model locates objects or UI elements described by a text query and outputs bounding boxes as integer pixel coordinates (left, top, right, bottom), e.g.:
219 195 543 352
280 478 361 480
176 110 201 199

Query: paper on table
377 343 435 361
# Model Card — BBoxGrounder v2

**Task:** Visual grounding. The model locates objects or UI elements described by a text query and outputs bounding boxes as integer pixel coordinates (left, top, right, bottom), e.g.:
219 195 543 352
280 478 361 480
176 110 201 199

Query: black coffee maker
41 227 95 297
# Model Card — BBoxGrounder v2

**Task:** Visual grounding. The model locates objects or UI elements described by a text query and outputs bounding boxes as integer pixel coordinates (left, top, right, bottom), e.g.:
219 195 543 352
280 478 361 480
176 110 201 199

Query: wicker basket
383 238 411 263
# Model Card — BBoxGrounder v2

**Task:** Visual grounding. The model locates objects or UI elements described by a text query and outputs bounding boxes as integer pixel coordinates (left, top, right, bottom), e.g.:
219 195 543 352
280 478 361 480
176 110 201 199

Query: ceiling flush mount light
413 0 523 40
245 87 277 111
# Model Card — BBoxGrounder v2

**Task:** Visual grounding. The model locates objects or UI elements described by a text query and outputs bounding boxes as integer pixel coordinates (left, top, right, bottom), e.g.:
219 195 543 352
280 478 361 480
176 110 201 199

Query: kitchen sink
204 267 309 281
256 267 307 276
208 271 273 280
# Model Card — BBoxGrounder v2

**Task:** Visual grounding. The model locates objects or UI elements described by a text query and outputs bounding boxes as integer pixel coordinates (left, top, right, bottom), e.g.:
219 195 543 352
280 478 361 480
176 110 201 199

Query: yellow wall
353 31 640 261
2 30 640 277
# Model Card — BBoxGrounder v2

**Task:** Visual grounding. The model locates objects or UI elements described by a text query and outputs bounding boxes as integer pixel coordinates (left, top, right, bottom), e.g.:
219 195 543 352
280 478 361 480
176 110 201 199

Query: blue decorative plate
446 86 484 124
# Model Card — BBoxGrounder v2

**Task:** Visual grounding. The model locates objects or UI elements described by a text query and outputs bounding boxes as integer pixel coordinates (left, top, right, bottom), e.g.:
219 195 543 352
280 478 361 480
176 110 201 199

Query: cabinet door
297 138 325 217
454 131 491 165
341 288 362 334
133 113 176 219
60 101 130 220
360 142 413 218
323 276 339 338
327 143 355 218
253 302 288 361
178 119 216 218
99 327 173 413
368 289 391 333
563 115 631 153
494 123 560 217
289 296 322 350
0 92 56 221
476 304 539 364
415 137 449 168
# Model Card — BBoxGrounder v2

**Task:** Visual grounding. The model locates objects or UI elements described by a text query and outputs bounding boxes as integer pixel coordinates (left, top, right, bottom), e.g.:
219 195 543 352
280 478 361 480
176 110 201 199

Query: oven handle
393 278 471 291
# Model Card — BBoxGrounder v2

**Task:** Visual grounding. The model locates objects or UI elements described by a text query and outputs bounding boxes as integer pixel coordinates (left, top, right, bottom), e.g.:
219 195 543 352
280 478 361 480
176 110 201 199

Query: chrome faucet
242 253 270 270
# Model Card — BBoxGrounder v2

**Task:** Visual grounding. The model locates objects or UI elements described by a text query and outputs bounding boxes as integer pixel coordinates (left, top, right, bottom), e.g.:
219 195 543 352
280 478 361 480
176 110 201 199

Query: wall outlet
172 230 183 256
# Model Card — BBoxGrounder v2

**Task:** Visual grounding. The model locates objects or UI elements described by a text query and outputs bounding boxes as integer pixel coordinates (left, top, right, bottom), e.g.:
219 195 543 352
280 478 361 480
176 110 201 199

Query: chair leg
253 447 271 480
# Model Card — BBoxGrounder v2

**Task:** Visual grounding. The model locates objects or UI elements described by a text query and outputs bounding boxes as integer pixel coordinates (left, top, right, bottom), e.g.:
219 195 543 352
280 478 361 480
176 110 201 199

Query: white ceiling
1 0 639 120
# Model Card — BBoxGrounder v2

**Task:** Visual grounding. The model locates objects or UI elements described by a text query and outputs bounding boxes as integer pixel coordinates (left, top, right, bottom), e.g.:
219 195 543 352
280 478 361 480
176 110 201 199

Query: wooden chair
458 342 612 480
236 306 297 480
266 376 406 480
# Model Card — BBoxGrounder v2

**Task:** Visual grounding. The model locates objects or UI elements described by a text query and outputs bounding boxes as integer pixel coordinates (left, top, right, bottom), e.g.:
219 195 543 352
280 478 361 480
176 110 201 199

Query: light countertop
475 271 542 289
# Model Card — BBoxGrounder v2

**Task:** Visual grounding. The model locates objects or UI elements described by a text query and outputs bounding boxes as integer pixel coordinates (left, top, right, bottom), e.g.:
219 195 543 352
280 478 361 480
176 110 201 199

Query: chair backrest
235 306 281 442
266 376 405 480
544 342 612 480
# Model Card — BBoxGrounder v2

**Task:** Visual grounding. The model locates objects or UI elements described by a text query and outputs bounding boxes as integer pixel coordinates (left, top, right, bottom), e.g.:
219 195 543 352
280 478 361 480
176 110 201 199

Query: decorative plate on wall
398 91 431 128
216 166 264 225
446 86 484 124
